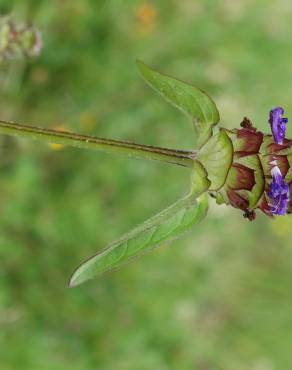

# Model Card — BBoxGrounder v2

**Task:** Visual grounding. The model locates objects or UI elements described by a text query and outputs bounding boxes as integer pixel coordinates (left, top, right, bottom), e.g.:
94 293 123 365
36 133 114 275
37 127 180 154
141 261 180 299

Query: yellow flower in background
48 142 64 151
48 124 68 151
135 2 158 36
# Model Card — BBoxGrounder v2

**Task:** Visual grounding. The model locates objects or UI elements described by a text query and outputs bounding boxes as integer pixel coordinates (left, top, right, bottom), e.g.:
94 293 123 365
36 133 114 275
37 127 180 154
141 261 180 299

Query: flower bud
196 110 292 220
0 18 42 61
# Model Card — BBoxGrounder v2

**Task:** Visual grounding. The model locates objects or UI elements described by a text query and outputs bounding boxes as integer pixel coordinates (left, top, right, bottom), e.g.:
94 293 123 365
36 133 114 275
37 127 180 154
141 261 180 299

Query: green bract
197 130 233 190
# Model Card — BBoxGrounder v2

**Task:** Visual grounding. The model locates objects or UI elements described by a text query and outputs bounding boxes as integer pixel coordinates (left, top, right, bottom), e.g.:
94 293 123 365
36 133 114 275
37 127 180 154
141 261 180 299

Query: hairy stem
0 120 196 167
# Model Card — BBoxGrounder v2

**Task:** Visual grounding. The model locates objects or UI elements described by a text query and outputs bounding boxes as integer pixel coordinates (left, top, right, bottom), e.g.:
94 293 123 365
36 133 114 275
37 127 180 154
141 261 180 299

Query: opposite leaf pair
0 61 291 287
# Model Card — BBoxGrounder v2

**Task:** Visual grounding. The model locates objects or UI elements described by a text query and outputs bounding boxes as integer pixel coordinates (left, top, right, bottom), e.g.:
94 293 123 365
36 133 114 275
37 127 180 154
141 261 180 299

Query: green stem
0 120 196 167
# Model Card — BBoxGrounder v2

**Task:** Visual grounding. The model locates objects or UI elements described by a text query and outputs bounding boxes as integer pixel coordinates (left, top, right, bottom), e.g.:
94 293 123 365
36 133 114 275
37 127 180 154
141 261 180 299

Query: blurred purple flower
269 107 288 145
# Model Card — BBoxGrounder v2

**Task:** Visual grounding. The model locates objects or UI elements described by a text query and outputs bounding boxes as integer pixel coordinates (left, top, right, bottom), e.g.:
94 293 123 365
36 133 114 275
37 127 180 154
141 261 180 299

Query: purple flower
267 165 290 215
269 107 288 145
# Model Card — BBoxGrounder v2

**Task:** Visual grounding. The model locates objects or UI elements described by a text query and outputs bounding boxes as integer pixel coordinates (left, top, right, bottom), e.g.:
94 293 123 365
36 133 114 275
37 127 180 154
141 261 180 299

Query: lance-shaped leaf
137 60 220 148
69 192 209 287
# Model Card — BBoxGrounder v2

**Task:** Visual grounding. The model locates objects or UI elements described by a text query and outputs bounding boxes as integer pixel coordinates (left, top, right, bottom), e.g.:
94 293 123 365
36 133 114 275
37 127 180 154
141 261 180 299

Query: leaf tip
68 267 87 288
136 59 147 75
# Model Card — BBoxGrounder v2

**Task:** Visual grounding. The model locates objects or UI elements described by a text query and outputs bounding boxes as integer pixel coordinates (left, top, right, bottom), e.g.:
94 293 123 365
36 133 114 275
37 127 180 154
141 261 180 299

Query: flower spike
269 107 288 145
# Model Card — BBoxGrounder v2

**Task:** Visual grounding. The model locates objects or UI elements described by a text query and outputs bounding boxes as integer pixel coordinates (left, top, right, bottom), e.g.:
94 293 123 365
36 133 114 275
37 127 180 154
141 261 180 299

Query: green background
1 0 292 369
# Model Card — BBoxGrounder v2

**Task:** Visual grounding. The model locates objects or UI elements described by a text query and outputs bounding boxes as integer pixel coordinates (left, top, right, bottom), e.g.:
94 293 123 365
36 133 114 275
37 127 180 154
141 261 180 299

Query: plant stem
0 120 196 167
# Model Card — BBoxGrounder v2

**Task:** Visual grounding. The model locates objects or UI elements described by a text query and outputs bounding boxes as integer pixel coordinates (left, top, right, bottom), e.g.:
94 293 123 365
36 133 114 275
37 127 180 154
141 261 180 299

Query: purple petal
270 165 283 183
267 165 290 215
269 107 288 145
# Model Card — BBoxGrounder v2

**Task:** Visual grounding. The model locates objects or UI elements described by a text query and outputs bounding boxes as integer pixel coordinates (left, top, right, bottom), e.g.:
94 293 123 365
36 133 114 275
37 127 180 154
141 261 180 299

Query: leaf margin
69 192 209 287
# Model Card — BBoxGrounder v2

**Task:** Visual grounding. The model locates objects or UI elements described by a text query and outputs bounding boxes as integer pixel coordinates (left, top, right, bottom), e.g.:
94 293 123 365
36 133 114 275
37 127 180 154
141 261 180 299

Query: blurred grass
0 0 292 369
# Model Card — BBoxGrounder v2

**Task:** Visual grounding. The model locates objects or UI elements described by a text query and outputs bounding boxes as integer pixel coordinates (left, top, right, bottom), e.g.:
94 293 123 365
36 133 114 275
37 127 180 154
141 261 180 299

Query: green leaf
69 192 209 287
197 129 233 191
137 60 220 147
191 160 211 194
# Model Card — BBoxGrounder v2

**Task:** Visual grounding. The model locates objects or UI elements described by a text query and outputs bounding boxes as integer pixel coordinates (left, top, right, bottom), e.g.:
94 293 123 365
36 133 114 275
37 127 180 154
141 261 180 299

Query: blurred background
0 0 292 369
